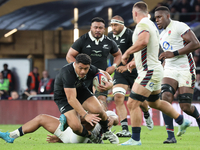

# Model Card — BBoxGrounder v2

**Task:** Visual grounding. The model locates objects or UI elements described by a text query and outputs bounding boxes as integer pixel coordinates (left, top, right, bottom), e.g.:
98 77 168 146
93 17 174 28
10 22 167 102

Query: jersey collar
113 26 126 40
88 31 104 45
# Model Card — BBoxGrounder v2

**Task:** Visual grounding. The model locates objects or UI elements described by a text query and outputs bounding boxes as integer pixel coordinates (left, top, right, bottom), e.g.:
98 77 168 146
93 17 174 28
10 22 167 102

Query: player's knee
178 93 192 104
71 123 82 134
161 84 175 102
35 114 45 124
114 93 125 105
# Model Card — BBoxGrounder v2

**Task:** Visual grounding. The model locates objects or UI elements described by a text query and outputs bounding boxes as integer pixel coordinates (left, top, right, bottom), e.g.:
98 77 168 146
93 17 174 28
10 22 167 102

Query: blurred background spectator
1 63 15 94
194 74 200 101
0 72 9 99
8 91 20 100
38 70 54 94
26 67 40 93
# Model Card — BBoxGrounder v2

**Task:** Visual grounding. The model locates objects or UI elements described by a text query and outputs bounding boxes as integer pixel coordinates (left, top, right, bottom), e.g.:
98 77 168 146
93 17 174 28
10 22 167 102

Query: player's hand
85 113 101 126
116 66 127 73
159 51 174 61
106 66 115 75
46 135 62 143
107 116 114 129
127 61 136 73
98 80 113 92
121 53 130 65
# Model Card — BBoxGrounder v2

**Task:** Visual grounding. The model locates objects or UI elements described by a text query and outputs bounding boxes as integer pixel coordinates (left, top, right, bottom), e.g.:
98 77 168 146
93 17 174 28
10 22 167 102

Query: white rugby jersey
133 17 161 73
159 20 196 71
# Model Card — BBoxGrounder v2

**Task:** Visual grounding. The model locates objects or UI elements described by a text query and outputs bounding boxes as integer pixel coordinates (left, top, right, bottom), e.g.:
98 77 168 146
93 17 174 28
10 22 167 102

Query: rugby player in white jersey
120 1 191 146
154 6 200 144
0 110 119 144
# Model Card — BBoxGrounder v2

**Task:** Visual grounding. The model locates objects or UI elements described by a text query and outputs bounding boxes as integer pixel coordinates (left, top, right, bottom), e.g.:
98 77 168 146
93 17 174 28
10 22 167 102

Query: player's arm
122 31 149 65
66 47 79 63
106 49 122 75
99 70 113 91
108 115 119 127
159 30 200 60
178 30 200 54
64 88 101 126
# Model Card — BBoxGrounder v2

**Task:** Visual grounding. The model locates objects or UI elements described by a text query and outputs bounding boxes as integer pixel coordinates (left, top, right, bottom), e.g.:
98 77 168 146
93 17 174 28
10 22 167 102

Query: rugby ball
93 72 108 91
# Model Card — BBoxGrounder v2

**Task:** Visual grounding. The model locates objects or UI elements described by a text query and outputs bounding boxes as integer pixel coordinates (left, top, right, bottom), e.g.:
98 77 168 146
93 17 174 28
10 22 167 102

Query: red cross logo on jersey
186 81 189 85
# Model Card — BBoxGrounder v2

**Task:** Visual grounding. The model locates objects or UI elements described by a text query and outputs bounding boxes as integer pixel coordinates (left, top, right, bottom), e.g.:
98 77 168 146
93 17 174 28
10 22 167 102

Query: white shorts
164 68 196 88
135 67 163 92
54 124 90 143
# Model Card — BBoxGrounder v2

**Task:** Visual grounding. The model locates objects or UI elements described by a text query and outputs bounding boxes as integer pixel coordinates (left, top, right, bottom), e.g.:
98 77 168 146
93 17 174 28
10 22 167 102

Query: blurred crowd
0 64 54 100
150 0 200 22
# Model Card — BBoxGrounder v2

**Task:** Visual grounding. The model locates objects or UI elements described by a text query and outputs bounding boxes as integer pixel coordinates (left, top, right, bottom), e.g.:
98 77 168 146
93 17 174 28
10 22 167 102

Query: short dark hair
76 54 91 65
155 6 170 13
91 17 105 24
133 1 148 13
3 63 8 67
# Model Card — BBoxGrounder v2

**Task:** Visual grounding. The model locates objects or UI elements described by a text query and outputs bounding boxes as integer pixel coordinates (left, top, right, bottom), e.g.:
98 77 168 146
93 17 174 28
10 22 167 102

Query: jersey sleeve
176 22 190 37
136 22 150 35
71 37 83 52
106 110 117 117
61 69 76 88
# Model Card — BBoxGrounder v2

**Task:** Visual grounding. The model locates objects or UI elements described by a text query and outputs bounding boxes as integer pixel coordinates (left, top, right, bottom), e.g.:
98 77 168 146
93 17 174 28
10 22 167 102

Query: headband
110 19 124 25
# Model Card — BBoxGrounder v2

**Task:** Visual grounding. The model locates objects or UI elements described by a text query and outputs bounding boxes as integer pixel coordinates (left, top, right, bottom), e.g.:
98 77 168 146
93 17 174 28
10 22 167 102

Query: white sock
9 129 20 139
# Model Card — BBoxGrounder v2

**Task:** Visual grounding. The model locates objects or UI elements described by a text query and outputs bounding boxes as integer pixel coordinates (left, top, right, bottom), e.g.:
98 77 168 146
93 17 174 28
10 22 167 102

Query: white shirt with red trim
159 20 195 70
133 17 161 73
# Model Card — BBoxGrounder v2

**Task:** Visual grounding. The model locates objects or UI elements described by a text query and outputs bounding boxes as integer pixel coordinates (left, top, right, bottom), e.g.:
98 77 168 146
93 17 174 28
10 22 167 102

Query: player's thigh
82 96 104 114
113 84 128 101
162 77 178 91
178 69 196 89
39 114 60 134
64 110 81 128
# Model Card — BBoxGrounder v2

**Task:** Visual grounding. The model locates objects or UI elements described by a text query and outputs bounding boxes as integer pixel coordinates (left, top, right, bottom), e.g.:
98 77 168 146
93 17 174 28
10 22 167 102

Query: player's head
3 63 8 70
154 6 170 29
132 1 148 23
75 54 91 78
90 17 105 39
110 15 124 35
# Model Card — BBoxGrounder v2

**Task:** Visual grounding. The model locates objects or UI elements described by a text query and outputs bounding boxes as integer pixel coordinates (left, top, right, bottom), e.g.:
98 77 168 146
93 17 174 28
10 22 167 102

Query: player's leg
148 90 191 139
0 114 60 143
113 84 131 137
83 96 119 144
178 86 200 130
121 82 152 146
178 70 200 130
161 77 178 143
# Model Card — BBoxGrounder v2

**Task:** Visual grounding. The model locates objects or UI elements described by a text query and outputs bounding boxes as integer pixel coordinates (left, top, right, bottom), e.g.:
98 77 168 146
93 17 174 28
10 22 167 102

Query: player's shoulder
104 34 115 43
171 20 189 29
107 31 113 38
78 32 90 41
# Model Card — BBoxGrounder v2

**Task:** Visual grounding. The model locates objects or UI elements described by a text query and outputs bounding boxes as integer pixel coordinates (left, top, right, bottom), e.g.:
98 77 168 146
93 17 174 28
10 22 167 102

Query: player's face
155 10 170 29
74 62 90 78
90 22 105 39
111 23 124 35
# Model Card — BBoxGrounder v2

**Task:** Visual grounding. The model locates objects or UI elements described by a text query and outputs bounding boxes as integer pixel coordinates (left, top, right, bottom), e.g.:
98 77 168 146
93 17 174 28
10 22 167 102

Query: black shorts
95 90 108 98
54 87 94 114
114 70 137 88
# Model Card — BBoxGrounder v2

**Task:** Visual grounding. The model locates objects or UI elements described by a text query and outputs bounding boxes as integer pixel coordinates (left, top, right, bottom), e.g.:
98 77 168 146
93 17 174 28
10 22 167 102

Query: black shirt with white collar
108 27 137 76
72 31 119 71
54 62 99 101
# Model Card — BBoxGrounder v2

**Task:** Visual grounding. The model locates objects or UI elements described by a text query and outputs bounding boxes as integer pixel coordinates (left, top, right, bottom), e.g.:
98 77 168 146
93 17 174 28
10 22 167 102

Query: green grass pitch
0 125 199 150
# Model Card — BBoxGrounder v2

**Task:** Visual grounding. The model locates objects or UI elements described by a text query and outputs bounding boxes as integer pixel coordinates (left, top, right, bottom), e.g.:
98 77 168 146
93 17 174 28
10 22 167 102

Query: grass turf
0 125 199 150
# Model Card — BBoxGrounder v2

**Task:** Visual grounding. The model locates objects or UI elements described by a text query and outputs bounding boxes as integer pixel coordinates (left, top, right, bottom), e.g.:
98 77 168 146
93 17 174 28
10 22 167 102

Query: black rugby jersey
54 63 99 101
108 27 137 75
72 32 118 71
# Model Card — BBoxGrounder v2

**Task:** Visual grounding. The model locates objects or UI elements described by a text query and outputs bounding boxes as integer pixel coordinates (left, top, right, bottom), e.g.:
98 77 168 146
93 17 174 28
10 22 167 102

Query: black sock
80 125 90 137
99 120 109 133
18 127 24 136
121 118 129 131
175 115 183 125
162 113 175 139
143 111 150 119
131 127 141 141
192 106 200 128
